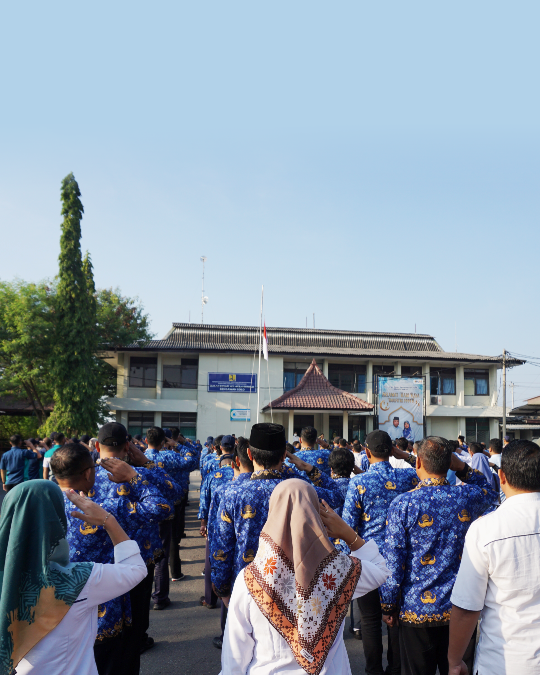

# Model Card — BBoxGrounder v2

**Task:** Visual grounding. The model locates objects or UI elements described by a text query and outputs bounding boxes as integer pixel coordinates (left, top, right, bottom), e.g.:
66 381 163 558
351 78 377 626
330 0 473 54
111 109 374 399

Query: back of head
146 426 165 448
55 433 66 445
351 441 361 453
170 427 180 440
333 437 341 446
301 426 317 446
396 437 409 451
489 438 503 454
235 436 254 472
338 438 348 448
214 434 224 456
50 444 94 479
365 430 392 459
80 434 91 444
249 423 286 469
286 442 296 454
9 434 23 447
97 422 127 452
469 442 484 455
416 436 453 475
501 440 540 492
328 448 355 477
458 435 465 442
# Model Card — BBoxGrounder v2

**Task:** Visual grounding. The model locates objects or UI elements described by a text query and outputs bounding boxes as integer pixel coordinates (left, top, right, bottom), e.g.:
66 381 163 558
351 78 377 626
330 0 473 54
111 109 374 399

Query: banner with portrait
378 377 424 443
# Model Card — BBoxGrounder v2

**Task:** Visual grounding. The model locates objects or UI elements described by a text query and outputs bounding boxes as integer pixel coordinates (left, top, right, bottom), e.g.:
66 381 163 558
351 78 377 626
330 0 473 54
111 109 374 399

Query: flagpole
257 285 263 423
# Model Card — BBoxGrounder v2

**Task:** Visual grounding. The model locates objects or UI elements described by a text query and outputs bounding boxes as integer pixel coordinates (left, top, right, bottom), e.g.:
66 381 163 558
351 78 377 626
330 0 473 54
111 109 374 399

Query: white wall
429 417 458 440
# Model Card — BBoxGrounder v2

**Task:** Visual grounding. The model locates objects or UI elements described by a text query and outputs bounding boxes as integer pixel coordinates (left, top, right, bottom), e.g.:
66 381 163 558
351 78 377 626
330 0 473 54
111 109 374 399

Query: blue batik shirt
207 472 252 547
294 448 332 475
342 460 419 551
380 466 497 626
145 445 198 501
201 453 219 479
210 465 343 596
198 464 235 521
332 476 350 516
64 466 173 641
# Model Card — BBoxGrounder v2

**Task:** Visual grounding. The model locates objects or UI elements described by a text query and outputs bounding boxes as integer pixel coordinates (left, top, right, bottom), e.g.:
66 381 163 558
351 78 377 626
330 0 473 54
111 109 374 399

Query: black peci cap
98 422 128 447
249 423 286 452
365 430 393 455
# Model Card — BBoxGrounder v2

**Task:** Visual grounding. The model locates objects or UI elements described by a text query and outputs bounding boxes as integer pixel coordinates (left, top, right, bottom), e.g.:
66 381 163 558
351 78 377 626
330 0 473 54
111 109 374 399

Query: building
103 323 521 444
507 395 540 441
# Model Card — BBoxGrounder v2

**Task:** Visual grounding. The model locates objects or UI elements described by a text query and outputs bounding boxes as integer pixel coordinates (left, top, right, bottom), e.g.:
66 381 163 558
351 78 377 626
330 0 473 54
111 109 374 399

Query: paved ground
141 475 388 674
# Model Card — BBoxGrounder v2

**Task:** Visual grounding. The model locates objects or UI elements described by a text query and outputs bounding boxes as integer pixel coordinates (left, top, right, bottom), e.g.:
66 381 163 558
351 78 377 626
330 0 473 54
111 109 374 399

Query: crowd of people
0 422 538 675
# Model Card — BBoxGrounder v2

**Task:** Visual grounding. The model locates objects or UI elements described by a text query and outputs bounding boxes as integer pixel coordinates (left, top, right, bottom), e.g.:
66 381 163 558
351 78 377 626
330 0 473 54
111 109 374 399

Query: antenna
200 256 208 323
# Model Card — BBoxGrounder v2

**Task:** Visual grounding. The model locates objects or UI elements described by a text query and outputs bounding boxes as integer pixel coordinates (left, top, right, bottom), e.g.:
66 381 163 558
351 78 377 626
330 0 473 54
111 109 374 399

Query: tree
45 173 100 436
0 280 55 426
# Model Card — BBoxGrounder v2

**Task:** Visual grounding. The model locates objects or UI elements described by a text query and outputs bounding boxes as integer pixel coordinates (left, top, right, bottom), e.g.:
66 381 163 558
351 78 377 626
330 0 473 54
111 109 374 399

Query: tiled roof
263 359 375 411
0 396 54 414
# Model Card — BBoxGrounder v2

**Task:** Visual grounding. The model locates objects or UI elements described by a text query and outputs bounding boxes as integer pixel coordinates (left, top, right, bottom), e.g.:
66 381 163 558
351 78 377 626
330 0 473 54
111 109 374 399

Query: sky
1 1 539 405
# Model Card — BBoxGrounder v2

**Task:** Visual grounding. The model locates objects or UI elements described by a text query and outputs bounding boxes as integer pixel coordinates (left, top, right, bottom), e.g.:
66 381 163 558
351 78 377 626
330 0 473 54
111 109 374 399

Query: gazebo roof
263 359 375 412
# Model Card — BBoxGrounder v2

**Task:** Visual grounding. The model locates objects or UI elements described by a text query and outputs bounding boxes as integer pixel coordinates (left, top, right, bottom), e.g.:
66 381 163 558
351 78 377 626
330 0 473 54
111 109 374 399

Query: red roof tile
263 359 374 411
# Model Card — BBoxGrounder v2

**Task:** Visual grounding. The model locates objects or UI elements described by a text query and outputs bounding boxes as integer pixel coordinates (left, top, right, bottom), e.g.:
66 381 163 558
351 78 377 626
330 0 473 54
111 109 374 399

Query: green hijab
0 481 93 674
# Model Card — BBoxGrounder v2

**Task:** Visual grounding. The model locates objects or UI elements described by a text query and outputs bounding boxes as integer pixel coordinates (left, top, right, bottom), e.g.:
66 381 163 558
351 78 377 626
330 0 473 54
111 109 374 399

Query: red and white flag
262 322 268 361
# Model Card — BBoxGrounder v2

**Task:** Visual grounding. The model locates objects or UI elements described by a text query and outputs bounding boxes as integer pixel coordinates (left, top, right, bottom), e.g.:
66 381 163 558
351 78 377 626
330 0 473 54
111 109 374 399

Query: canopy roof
263 359 375 412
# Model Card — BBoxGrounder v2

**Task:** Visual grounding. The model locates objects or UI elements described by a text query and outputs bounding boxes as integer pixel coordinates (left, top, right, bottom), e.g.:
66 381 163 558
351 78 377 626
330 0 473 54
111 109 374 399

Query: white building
103 324 521 444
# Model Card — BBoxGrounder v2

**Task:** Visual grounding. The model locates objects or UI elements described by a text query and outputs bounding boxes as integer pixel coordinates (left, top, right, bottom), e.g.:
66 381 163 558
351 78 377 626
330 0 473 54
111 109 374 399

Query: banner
207 373 257 393
230 409 250 421
378 377 424 442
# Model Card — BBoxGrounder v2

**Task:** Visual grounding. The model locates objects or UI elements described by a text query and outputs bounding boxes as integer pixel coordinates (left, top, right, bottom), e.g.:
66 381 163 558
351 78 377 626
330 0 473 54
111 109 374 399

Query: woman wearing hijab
402 421 415 442
469 441 498 493
221 479 389 675
0 480 146 675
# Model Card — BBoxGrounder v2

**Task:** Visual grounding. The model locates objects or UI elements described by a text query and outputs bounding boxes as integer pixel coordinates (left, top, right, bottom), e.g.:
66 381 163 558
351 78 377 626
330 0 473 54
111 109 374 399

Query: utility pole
511 381 514 409
502 349 507 440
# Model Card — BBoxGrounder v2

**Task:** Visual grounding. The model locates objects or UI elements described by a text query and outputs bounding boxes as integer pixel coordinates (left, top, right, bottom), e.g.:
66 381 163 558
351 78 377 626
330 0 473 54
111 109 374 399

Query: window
329 415 343 441
127 412 155 437
430 368 456 395
464 369 489 396
401 366 423 378
372 365 395 392
293 414 314 437
163 359 199 389
348 415 367 443
162 412 198 440
466 418 490 444
328 364 367 393
129 357 157 388
283 363 308 391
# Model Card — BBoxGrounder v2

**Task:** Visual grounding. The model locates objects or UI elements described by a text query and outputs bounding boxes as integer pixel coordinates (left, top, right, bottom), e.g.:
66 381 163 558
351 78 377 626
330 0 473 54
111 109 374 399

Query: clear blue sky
1 1 539 405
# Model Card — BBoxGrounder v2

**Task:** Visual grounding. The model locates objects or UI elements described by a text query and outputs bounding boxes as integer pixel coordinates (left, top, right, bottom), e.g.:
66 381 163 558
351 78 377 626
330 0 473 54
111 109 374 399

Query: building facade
104 324 519 444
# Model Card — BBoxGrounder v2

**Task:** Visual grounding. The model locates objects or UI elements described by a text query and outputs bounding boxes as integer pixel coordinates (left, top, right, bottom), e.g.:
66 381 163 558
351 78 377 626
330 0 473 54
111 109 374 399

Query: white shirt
220 540 390 675
17 540 146 675
387 425 402 441
451 492 540 675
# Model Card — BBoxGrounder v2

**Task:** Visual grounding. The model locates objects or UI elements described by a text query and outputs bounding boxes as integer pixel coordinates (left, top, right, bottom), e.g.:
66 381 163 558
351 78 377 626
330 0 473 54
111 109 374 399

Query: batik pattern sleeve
210 492 237 597
341 477 365 536
128 466 177 518
198 472 212 520
379 499 407 613
285 465 344 511
456 465 498 515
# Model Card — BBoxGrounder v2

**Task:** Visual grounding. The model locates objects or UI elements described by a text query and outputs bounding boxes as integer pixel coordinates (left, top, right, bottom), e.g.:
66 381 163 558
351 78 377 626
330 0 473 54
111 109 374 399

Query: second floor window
328 364 367 393
129 357 157 388
430 368 456 395
284 363 308 391
163 359 199 389
464 369 489 396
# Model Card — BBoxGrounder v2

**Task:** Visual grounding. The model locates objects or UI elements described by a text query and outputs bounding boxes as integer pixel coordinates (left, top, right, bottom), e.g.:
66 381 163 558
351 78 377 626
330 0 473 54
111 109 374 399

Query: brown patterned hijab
244 479 361 675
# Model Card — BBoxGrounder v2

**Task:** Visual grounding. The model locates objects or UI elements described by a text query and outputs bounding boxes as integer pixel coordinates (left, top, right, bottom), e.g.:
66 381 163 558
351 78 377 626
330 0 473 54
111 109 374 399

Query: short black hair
10 434 23 447
50 444 94 479
293 441 301 448
146 427 166 446
458 435 465 441
328 449 354 477
301 426 317 445
134 434 143 441
338 438 348 448
80 434 91 444
55 433 66 444
501 440 540 491
214 435 224 456
489 438 503 454
286 442 296 454
469 442 484 455
235 437 254 472
170 427 180 440
417 436 453 475
352 441 361 452
248 442 285 469
396 437 409 451
333 437 341 445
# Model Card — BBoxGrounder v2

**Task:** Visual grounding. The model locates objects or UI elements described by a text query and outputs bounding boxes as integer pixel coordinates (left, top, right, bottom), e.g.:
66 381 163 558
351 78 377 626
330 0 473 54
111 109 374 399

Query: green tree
46 174 100 436
0 280 55 425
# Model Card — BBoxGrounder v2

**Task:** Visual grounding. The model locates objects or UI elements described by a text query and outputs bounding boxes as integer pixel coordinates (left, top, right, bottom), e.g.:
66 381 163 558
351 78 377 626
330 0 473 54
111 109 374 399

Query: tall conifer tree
47 173 100 435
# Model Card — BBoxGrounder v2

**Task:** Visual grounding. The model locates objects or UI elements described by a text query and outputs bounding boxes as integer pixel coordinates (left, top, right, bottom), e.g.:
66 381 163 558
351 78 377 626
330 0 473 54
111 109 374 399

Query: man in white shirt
387 417 402 441
448 439 540 675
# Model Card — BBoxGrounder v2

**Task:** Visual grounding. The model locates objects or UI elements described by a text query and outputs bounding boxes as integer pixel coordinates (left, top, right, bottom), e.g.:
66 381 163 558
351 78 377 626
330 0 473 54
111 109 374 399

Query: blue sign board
207 373 257 393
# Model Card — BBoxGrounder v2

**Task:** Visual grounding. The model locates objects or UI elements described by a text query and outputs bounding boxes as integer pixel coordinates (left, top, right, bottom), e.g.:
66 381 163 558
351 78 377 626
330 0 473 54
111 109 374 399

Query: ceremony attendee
0 480 146 675
211 423 343 602
24 438 44 480
351 440 369 473
0 434 41 491
468 441 498 492
342 430 418 675
380 436 497 675
220 479 390 675
328 448 355 514
294 426 332 474
449 439 540 675
43 432 65 481
390 437 416 469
